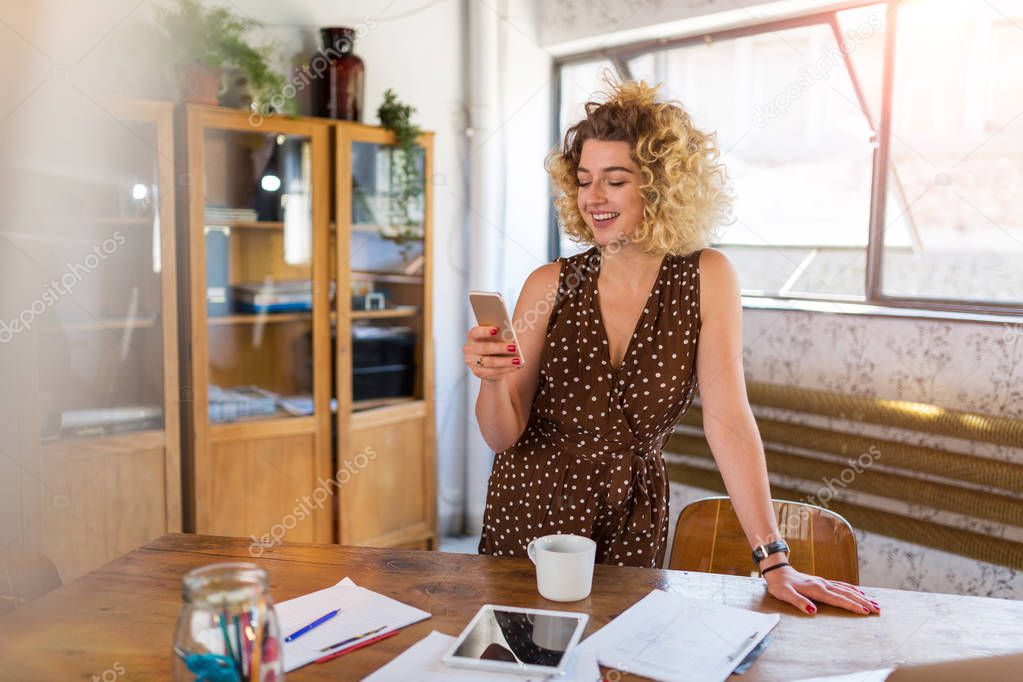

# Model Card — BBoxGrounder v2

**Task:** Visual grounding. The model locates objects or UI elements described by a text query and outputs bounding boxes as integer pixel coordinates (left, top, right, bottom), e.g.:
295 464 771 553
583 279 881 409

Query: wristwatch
751 540 790 566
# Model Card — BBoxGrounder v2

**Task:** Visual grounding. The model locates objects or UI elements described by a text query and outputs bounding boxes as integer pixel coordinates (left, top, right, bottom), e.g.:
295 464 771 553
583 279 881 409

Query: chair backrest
668 496 859 584
0 548 63 615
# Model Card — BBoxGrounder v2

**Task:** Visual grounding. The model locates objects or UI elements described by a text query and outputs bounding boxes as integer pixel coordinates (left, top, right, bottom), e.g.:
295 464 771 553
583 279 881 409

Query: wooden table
2 534 1022 680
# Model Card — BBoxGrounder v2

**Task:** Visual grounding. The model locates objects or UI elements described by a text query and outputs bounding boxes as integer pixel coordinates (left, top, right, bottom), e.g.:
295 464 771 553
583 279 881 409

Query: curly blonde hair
546 78 733 255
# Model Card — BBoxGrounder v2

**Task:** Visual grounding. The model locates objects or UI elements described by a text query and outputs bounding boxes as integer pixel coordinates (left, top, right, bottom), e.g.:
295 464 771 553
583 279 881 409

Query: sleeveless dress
478 245 703 567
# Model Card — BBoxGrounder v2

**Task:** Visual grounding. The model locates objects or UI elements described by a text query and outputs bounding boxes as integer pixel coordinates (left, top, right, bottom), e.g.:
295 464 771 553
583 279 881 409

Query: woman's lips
591 212 620 229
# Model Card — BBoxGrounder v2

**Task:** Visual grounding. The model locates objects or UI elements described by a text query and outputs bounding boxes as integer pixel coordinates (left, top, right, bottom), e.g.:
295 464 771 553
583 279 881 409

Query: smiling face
575 139 646 247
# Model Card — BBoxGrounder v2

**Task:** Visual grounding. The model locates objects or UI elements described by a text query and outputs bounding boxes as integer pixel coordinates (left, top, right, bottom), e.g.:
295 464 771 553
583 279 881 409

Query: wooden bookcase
19 99 182 583
335 122 437 549
177 106 333 543
177 106 436 550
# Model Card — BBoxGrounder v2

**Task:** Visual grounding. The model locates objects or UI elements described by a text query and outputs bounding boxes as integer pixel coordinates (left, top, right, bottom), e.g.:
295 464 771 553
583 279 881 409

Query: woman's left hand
763 565 880 616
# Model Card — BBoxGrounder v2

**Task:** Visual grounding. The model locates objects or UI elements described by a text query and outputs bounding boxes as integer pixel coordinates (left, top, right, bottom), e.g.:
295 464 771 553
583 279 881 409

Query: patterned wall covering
741 309 1023 420
668 308 1022 598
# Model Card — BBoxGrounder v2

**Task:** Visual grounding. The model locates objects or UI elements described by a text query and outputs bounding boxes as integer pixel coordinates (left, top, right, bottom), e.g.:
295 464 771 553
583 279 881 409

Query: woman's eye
576 181 624 187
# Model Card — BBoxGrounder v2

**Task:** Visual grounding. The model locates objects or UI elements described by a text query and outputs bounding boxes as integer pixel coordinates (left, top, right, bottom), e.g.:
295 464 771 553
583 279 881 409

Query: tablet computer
441 604 588 677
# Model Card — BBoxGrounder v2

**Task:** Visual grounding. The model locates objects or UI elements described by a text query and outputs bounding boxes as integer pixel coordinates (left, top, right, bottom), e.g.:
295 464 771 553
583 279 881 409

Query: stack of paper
578 589 779 682
276 577 430 673
362 631 601 682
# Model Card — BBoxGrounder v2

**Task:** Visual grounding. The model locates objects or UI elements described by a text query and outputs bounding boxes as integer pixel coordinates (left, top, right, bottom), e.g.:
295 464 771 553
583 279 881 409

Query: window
879 0 1023 306
551 0 1023 314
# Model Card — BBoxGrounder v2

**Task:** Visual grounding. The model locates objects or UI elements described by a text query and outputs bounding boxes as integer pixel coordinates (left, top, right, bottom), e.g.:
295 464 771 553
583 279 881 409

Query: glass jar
173 562 283 682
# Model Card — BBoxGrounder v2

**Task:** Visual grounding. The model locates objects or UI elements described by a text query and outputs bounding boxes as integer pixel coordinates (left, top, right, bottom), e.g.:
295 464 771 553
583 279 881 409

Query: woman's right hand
463 326 523 383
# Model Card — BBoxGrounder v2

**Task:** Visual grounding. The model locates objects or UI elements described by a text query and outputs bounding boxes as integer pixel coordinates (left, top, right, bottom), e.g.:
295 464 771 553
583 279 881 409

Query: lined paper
579 589 779 682
277 577 430 672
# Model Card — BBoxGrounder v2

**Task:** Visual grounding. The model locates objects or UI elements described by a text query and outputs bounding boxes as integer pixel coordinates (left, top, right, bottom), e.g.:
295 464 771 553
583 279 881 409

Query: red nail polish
806 604 816 614
507 344 516 352
512 358 521 365
862 606 871 614
490 328 498 335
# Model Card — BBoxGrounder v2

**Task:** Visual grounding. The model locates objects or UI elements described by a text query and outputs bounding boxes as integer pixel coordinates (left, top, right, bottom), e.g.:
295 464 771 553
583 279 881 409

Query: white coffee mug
526 534 596 602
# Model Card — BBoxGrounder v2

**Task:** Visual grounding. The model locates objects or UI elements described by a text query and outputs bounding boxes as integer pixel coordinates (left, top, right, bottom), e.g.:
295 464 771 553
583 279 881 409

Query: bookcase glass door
347 141 426 409
38 115 166 442
202 129 318 423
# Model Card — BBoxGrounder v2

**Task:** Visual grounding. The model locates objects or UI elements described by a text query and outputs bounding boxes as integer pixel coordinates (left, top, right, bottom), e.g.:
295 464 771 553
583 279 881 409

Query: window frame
549 0 1023 318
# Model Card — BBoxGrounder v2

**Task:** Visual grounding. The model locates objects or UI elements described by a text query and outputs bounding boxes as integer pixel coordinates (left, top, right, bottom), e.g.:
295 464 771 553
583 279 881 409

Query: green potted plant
376 89 425 258
150 0 289 112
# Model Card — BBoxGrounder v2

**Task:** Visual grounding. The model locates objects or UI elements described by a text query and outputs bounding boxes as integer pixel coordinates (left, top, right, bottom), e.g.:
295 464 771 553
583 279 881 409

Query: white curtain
462 0 506 535
459 0 554 536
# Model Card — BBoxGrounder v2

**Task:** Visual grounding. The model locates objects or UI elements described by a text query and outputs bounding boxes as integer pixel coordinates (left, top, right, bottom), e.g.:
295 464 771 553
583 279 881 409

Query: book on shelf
205 227 231 316
52 406 164 440
208 385 279 423
277 395 338 417
204 206 259 224
230 280 335 314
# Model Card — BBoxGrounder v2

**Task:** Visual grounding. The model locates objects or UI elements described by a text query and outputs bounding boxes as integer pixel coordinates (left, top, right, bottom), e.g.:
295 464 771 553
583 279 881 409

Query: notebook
276 577 430 672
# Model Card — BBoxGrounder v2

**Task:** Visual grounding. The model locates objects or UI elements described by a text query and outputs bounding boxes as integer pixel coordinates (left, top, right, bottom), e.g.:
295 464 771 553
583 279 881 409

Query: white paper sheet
362 630 601 682
578 589 780 682
277 577 431 672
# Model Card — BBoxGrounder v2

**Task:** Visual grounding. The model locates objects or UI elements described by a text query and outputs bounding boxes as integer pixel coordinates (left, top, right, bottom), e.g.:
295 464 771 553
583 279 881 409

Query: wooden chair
668 496 860 584
0 548 62 615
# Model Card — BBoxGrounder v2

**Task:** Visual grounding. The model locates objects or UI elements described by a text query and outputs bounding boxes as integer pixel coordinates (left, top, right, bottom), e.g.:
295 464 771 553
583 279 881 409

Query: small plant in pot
377 89 426 261
151 0 291 113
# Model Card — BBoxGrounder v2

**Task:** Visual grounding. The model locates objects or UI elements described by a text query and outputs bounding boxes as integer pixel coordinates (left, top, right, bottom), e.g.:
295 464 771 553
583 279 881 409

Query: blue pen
284 609 342 642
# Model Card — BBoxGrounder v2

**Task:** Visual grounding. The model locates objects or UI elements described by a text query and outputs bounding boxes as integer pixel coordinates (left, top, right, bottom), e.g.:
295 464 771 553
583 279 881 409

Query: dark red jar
319 27 365 121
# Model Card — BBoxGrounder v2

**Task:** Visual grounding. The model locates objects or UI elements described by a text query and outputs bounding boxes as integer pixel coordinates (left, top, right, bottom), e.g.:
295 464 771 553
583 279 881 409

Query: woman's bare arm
696 248 879 616
469 262 561 452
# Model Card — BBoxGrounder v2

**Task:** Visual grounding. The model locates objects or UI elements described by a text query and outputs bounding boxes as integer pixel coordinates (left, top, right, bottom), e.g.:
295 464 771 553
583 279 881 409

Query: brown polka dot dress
478 245 703 568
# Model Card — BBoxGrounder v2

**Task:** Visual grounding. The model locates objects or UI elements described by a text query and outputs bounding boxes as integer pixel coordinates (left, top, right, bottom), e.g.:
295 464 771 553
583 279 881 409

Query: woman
464 80 879 616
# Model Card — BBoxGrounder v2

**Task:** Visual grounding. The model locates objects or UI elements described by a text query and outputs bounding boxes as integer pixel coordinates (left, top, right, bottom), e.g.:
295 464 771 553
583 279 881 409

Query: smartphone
469 291 525 364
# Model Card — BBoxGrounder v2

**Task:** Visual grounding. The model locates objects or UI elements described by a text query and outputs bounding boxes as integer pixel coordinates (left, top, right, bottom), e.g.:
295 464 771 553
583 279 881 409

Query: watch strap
752 540 789 565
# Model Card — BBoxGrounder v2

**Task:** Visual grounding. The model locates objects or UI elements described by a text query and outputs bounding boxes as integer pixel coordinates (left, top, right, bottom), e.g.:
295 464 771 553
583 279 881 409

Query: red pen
314 629 400 664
